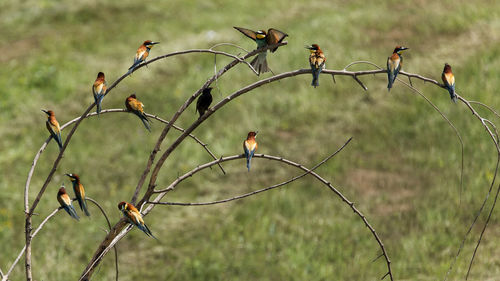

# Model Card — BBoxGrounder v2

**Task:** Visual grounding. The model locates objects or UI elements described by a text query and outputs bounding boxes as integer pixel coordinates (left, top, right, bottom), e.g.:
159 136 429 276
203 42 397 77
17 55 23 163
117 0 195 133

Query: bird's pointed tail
250 53 269 75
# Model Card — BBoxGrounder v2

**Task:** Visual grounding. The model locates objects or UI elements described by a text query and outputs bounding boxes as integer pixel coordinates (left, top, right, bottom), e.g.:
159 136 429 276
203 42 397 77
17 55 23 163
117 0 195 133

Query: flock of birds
43 27 458 238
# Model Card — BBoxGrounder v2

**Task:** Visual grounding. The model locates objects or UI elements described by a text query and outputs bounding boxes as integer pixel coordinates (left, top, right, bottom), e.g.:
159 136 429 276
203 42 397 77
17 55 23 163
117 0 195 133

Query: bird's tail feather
55 134 63 150
66 207 80 221
450 89 457 103
250 54 269 75
246 154 253 172
311 69 320 88
81 199 91 216
96 95 104 116
139 114 151 132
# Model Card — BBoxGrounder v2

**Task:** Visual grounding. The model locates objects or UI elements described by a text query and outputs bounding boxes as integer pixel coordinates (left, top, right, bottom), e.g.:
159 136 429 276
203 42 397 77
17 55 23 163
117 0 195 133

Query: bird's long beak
41 109 49 115
401 47 409 51
64 173 71 177
151 42 160 45
304 45 313 50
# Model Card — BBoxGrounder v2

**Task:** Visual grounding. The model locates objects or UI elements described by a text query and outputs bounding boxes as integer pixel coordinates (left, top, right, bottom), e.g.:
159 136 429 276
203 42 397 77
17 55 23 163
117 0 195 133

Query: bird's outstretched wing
266 28 288 52
234 27 257 41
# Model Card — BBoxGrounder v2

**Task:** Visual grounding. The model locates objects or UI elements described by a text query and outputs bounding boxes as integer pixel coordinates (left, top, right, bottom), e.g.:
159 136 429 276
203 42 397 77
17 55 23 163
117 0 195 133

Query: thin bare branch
352 75 368 91
396 78 465 204
146 152 393 281
152 137 352 197
343 60 384 70
3 208 59 281
469 101 500 119
466 182 500 280
85 198 119 281
209 42 250 53
444 155 500 281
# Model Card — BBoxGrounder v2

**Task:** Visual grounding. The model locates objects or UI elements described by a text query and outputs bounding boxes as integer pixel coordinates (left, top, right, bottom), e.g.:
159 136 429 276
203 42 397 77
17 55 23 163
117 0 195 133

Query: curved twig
154 136 352 195
444 155 500 281
469 101 500 120
148 153 392 280
396 77 465 204
3 208 60 281
466 182 500 280
85 197 119 281
343 60 384 71
209 42 251 53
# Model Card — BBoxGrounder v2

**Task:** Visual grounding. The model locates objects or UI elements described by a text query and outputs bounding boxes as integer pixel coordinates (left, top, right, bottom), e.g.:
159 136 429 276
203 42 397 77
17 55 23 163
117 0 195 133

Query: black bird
196 87 213 119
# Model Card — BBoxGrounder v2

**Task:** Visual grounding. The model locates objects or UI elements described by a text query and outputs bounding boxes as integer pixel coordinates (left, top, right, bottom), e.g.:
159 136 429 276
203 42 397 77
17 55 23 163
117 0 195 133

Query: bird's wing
266 28 288 52
234 27 257 41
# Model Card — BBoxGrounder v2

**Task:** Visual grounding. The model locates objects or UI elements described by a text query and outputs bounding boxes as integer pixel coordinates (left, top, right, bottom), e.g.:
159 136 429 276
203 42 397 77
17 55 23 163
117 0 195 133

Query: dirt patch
345 168 417 215
0 37 39 63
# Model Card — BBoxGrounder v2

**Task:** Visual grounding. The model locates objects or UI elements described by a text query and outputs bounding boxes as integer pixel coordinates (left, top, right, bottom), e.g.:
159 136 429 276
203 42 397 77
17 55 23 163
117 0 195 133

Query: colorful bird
118 201 157 239
128 40 160 72
57 185 79 221
306 44 326 88
387 46 409 91
196 87 213 119
441 63 457 103
234 27 288 75
243 131 258 171
42 109 63 150
125 94 151 132
92 72 107 115
65 173 90 216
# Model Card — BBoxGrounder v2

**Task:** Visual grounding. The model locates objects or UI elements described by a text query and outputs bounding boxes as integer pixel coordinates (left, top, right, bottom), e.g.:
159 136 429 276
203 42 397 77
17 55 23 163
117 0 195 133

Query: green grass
1 0 500 280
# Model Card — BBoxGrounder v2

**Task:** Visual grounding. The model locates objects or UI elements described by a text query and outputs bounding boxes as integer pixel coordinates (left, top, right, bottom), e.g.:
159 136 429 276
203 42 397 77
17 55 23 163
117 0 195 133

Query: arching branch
147 152 393 281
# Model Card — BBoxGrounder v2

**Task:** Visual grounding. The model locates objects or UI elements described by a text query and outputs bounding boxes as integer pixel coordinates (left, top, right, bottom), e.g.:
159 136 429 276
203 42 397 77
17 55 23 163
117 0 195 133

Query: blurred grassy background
1 0 500 280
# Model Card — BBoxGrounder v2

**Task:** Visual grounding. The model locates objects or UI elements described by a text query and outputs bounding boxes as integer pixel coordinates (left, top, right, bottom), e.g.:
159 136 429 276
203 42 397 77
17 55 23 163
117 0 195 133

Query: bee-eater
243 131 258 171
387 46 409 91
234 27 288 75
65 173 90 216
196 87 213 119
42 109 63 150
128 40 160 72
57 185 79 221
306 44 326 88
441 63 457 103
118 201 157 239
125 94 151 132
92 72 107 115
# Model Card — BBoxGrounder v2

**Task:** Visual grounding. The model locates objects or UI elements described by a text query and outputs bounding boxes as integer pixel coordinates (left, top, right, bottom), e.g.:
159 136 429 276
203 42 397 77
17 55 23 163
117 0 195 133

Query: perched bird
387 46 409 91
196 87 213 119
92 72 107 115
306 44 326 88
243 131 258 171
234 27 288 75
118 201 157 239
42 109 63 150
441 63 457 103
125 94 151 132
57 185 79 221
128 40 160 72
65 173 90 216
